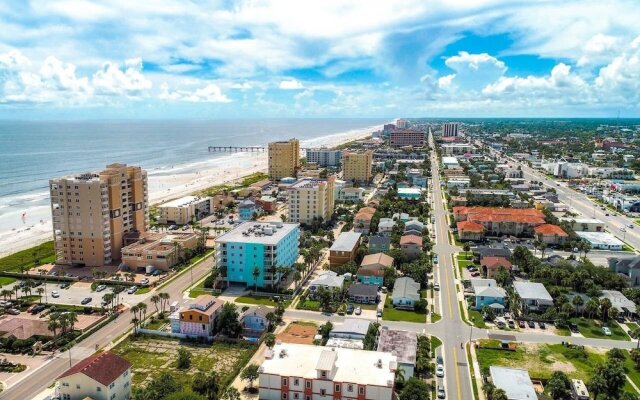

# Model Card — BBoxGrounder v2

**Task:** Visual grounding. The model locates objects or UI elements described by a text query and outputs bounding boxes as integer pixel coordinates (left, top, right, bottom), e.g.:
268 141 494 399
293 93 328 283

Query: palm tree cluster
130 302 148 332
47 311 78 338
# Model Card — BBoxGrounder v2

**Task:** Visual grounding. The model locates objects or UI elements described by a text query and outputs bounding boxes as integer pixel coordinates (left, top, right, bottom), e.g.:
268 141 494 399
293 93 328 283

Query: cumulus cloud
442 51 507 90
279 79 304 90
159 82 231 103
92 58 152 98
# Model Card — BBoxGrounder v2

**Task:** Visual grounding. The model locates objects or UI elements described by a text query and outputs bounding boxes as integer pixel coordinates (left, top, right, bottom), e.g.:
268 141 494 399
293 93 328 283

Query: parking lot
8 280 150 308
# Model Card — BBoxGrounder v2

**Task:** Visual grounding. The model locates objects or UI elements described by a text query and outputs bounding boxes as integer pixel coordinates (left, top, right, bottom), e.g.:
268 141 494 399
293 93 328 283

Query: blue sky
1 0 640 118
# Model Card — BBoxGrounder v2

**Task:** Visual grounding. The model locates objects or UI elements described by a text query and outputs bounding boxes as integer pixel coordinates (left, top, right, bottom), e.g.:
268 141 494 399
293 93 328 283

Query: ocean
0 118 386 253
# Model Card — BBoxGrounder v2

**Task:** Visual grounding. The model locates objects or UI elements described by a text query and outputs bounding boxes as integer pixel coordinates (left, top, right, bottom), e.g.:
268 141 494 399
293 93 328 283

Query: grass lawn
236 295 290 308
431 336 442 352
0 241 55 273
476 340 605 382
468 309 487 329
627 322 639 331
431 313 441 323
571 317 629 341
623 352 640 390
381 296 426 323
296 299 320 311
113 335 257 389
136 287 151 295
0 276 16 285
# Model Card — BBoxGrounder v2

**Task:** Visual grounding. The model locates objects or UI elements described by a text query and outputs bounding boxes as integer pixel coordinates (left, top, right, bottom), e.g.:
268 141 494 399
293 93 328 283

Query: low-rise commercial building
559 217 605 232
121 231 199 272
158 195 213 224
490 366 537 400
376 327 417 378
441 143 474 155
577 232 624 250
258 343 397 400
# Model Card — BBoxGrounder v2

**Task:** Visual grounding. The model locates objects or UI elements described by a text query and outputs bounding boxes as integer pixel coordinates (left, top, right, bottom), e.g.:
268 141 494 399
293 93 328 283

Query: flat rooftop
330 232 362 252
288 178 329 189
261 343 396 386
577 232 624 246
442 156 459 164
376 327 417 365
216 222 299 245
160 195 209 208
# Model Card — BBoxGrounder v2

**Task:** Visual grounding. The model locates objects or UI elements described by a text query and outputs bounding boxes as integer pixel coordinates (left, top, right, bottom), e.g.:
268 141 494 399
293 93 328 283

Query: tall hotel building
342 151 373 184
442 122 459 137
49 163 148 267
389 130 425 147
287 177 335 225
268 138 301 181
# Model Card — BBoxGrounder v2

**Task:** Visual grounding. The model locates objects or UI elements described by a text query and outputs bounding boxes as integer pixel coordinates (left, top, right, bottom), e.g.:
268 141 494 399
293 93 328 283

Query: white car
51 290 60 298
354 307 362 315
95 285 107 292
436 365 445 377
434 283 440 291
602 327 612 336
127 286 138 295
140 278 149 285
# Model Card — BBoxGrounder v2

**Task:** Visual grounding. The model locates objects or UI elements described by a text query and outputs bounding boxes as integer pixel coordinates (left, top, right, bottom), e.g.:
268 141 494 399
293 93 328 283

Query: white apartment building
287 178 335 224
259 343 397 400
306 148 342 167
442 122 459 137
441 143 473 155
587 167 635 180
57 351 132 400
157 195 213 224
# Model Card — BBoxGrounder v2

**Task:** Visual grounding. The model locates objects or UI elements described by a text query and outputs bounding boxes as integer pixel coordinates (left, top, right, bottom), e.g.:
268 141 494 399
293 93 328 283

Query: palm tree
47 312 60 337
59 314 70 335
150 294 160 314
67 312 78 331
1 289 11 301
267 264 277 291
572 296 584 317
394 368 406 385
252 266 260 292
36 287 44 304
585 298 599 319
159 292 170 315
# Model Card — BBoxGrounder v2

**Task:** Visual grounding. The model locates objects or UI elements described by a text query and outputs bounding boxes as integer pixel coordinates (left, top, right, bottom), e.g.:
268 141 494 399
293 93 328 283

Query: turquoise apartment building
215 222 300 288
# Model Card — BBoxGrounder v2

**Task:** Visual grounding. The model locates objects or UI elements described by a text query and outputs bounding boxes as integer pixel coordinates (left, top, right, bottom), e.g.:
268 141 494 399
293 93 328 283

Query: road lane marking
452 346 463 400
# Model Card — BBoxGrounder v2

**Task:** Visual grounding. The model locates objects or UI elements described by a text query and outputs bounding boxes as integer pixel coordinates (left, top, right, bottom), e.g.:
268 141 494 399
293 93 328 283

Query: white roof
331 318 370 337
442 156 459 164
577 232 624 247
398 187 422 195
215 222 298 245
310 271 345 288
160 195 209 208
600 290 636 313
513 281 553 303
560 217 604 225
490 366 537 400
325 338 364 350
476 286 506 298
261 343 396 387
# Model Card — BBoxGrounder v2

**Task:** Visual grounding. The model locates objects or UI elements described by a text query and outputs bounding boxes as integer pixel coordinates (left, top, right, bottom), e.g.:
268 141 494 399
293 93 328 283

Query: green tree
252 266 260 292
363 322 380 350
221 388 241 400
631 348 640 369
588 359 626 400
132 372 181 400
398 377 430 400
240 363 260 389
191 371 218 400
264 332 276 349
216 303 242 338
492 389 508 400
546 371 572 400
176 347 191 369
165 392 206 400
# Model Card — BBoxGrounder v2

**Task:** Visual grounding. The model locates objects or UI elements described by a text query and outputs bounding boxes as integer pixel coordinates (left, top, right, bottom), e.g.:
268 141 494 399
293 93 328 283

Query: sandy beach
0 124 380 257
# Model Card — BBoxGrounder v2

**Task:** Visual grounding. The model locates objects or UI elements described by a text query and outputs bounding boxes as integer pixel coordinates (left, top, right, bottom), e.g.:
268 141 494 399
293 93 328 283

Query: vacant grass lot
476 340 604 382
381 296 427 323
468 309 487 329
113 335 256 389
570 317 629 341
236 295 290 308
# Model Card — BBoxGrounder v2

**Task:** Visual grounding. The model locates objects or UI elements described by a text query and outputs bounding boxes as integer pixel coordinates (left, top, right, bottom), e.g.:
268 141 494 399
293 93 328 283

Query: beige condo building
268 138 300 180
49 163 148 267
287 177 335 225
342 150 373 184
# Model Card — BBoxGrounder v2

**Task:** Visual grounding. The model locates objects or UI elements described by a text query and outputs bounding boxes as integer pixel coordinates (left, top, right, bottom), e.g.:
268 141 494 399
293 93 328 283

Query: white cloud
279 79 304 90
92 57 152 98
578 34 621 66
159 82 231 103
229 82 253 90
40 56 92 94
442 51 507 90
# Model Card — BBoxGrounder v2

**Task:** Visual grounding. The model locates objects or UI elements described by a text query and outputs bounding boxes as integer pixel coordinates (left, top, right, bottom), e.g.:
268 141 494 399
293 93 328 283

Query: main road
1 257 214 400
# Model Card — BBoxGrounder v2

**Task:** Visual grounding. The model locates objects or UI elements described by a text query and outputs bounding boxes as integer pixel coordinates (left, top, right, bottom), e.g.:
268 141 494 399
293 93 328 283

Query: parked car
51 290 60 298
168 225 177 230
527 320 535 328
81 297 92 305
60 282 70 289
31 304 46 314
471 271 481 277
433 256 439 264
346 304 354 314
354 307 362 315
602 327 612 336
436 365 445 378
127 286 138 294
539 321 546 329
434 283 440 291
377 308 383 317
152 269 161 276
140 278 149 285
436 355 443 365
508 320 516 329
569 322 579 333
6 308 20 315
437 385 446 399
629 224 634 229
95 285 107 292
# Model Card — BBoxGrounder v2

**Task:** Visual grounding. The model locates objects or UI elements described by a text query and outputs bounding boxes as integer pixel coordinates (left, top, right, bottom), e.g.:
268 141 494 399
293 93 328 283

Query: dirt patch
277 322 317 345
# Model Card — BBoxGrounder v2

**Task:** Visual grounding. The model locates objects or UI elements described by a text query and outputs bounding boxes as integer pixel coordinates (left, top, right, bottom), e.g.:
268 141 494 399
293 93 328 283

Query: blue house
215 222 300 288
238 199 258 221
470 279 506 311
397 188 422 200
240 305 271 342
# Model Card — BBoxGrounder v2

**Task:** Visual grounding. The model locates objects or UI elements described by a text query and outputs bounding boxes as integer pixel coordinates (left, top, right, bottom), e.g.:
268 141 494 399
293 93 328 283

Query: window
282 378 288 386
359 387 365 395
294 394 299 400
97 386 102 392
320 389 326 395
335 384 340 392
305 381 311 388
305 396 310 400
76 384 81 389
109 382 115 389
282 394 287 399
348 384 354 392
321 371 327 378
294 378 299 386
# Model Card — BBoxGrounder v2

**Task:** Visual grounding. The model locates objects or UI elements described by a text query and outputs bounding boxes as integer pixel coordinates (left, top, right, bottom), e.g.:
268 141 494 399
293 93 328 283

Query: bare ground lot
276 321 317 345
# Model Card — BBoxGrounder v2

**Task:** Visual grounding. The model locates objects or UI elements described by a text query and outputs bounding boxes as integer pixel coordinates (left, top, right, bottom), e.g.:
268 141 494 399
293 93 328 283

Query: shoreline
0 123 382 257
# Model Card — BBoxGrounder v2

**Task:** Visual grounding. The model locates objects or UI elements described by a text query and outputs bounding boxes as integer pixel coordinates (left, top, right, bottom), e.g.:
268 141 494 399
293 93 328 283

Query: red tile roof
400 235 422 245
58 351 132 386
453 206 545 225
534 224 568 236
457 221 485 233
481 256 512 269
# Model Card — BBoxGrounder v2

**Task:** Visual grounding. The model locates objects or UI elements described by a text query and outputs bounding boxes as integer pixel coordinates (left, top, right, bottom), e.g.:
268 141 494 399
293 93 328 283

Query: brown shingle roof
58 351 132 386
361 253 394 268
